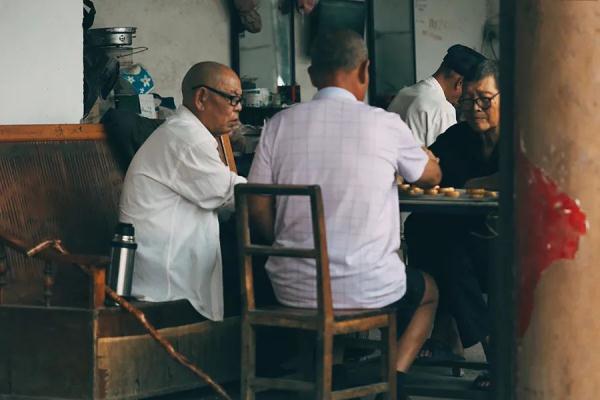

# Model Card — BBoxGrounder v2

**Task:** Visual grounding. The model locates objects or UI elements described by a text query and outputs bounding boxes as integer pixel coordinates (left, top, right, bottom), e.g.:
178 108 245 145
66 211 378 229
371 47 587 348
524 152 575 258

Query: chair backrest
235 183 334 323
217 134 237 174
0 124 122 307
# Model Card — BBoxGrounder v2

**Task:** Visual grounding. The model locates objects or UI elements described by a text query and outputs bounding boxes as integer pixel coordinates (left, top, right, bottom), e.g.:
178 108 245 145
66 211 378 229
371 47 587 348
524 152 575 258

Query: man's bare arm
248 194 275 244
411 148 442 188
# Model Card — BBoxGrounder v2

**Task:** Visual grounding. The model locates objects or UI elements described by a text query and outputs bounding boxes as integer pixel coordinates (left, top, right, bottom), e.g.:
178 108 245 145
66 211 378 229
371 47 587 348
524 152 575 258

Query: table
399 189 499 214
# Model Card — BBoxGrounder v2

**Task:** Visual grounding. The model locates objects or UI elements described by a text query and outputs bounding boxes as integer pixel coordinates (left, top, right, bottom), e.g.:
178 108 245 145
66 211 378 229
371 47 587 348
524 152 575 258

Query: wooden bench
0 124 240 400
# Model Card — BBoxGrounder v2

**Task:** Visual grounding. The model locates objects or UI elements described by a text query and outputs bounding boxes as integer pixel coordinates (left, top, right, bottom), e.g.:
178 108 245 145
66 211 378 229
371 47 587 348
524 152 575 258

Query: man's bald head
180 62 243 136
181 62 236 105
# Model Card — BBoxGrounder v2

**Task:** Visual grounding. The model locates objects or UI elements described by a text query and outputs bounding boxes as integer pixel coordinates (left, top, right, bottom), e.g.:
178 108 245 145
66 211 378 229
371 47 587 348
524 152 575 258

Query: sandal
472 370 492 390
417 338 465 363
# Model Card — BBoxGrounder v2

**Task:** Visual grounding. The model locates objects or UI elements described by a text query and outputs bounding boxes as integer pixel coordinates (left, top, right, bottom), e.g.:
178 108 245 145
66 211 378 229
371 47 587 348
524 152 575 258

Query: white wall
484 0 500 60
93 0 231 106
295 0 500 103
0 0 499 125
413 0 487 81
487 0 499 17
0 0 83 124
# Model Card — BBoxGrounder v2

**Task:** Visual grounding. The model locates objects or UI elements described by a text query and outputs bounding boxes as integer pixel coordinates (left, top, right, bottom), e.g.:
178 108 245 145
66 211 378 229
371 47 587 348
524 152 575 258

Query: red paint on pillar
517 151 587 337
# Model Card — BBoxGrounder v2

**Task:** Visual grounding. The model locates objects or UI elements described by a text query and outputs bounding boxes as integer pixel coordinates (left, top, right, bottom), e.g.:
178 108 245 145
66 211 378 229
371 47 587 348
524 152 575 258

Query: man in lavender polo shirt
247 30 442 399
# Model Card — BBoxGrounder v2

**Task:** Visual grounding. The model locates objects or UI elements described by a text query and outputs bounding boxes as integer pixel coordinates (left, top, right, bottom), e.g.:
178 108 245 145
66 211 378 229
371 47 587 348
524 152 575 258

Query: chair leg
315 331 334 400
241 319 256 400
380 328 388 382
387 316 398 400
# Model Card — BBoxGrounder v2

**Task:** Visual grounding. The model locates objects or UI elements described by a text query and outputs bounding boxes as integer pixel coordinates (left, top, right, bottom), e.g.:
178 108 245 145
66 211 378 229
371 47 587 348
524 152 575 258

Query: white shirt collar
177 104 203 126
313 87 358 102
425 76 446 99
175 104 218 145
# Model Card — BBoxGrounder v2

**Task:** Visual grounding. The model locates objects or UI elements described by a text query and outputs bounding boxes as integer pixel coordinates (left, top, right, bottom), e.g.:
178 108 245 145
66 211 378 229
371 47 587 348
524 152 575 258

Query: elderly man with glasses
119 62 247 321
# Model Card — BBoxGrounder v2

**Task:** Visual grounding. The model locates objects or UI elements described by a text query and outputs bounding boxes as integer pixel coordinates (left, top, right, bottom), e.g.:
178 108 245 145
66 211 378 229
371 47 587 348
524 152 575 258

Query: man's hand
422 146 440 164
411 147 442 188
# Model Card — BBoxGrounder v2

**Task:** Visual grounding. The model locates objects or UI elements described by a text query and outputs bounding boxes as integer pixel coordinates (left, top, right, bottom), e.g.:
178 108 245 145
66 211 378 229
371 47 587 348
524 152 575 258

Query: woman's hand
464 173 500 190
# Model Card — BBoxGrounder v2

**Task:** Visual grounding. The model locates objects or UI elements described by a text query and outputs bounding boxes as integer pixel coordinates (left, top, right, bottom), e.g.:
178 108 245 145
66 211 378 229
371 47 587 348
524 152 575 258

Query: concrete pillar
515 1 600 399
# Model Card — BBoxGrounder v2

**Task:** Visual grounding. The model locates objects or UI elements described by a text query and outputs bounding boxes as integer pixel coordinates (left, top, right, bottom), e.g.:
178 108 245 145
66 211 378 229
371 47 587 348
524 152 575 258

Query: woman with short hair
405 59 501 391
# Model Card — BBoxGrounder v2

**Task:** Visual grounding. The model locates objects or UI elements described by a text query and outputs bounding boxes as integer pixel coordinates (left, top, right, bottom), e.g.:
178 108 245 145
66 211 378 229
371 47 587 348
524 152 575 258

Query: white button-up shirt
248 87 428 309
387 76 457 147
119 105 246 320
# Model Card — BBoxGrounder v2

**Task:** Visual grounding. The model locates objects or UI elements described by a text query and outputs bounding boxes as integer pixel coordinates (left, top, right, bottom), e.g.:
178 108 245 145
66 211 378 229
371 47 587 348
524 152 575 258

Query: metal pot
88 27 136 47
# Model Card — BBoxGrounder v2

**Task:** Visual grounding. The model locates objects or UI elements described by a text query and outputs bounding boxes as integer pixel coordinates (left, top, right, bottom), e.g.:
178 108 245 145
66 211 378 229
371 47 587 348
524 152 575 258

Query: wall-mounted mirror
233 0 295 92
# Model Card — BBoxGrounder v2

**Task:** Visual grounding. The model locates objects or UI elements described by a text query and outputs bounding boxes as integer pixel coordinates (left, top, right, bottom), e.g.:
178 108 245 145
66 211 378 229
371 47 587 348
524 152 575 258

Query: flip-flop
472 370 492 390
416 338 465 363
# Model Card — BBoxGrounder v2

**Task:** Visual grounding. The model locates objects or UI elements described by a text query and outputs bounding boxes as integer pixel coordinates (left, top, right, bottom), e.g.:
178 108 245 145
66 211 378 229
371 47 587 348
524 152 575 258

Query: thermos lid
115 222 135 236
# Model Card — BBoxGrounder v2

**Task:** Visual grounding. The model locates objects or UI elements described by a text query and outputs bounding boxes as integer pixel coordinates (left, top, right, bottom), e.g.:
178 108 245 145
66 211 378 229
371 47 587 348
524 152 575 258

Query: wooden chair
235 183 398 400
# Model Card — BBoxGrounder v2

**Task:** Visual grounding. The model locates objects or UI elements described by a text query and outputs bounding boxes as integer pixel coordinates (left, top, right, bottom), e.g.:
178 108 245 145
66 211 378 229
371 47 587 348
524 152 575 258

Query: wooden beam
251 377 314 392
0 124 107 143
333 315 389 335
331 383 389 400
89 266 106 309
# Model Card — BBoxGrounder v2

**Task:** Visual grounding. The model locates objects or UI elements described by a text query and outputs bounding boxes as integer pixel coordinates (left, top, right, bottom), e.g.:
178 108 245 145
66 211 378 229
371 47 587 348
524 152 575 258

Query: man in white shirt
388 45 486 146
247 30 441 400
119 62 247 321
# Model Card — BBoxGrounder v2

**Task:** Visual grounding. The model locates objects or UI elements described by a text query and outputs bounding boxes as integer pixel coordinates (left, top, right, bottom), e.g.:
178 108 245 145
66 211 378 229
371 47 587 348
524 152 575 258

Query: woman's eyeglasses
192 84 242 106
459 92 500 110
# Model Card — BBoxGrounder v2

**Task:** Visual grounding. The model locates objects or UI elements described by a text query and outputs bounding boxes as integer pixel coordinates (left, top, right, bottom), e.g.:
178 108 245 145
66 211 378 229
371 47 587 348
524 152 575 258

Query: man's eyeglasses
459 92 500 110
192 84 242 107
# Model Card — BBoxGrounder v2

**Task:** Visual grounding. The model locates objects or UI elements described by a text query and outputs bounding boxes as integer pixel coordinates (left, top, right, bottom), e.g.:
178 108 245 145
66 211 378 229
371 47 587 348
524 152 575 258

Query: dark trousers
405 214 492 348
